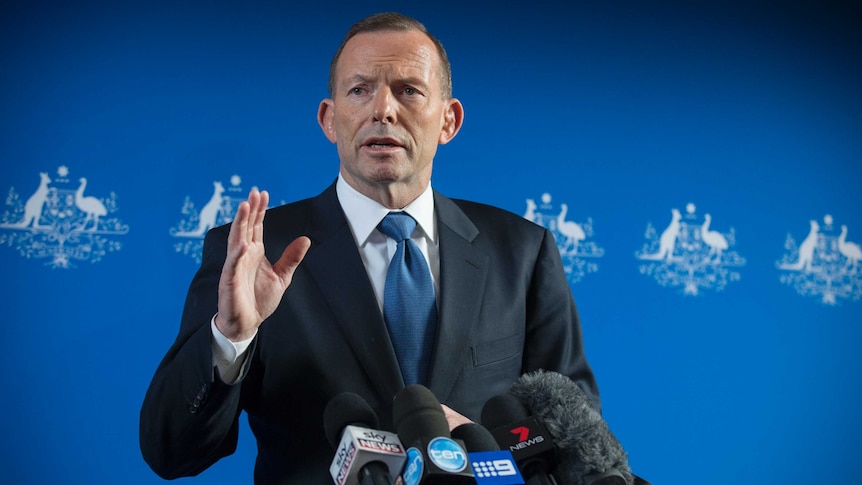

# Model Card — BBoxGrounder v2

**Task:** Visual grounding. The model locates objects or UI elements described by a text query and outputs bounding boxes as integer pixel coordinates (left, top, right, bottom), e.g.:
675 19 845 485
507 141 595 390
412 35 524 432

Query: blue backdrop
2 1 861 483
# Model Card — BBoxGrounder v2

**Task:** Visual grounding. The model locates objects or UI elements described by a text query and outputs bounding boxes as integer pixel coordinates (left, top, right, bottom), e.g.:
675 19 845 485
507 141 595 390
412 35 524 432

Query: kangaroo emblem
11 172 51 228
640 208 682 261
173 181 226 237
779 220 819 272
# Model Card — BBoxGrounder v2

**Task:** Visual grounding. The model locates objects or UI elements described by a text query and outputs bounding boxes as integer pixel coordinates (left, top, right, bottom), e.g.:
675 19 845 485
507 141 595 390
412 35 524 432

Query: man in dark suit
140 12 599 483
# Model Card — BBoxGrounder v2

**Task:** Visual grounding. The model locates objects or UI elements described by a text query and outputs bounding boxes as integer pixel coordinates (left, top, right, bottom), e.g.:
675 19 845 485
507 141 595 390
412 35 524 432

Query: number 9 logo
492 459 517 476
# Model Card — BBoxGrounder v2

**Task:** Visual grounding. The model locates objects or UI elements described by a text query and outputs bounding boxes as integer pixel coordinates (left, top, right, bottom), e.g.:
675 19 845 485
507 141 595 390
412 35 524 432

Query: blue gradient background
2 1 860 483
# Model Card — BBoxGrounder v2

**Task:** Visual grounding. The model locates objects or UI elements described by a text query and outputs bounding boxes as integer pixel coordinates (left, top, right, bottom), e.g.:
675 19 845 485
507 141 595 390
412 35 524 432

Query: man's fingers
273 236 312 283
232 189 267 246
245 189 258 243
228 199 251 249
253 190 268 243
441 404 473 432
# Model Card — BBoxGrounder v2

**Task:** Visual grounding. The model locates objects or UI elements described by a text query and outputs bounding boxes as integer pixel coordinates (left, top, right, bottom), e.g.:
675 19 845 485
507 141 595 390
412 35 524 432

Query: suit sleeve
523 227 601 413
139 226 252 479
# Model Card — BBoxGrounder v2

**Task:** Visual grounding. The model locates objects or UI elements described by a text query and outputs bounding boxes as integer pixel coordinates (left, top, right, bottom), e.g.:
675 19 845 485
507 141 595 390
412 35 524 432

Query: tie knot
379 212 417 242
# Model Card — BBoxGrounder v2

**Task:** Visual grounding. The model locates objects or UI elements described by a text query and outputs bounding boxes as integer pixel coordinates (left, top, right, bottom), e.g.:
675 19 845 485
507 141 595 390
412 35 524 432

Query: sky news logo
333 441 357 485
357 438 403 454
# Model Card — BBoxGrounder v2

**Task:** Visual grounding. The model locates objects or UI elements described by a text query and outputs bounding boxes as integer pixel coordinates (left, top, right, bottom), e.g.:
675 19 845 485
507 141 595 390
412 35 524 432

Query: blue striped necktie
378 212 437 386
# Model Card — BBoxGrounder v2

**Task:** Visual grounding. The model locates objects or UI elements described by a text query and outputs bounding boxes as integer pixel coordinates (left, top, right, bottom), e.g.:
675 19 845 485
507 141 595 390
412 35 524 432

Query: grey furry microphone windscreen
509 370 634 485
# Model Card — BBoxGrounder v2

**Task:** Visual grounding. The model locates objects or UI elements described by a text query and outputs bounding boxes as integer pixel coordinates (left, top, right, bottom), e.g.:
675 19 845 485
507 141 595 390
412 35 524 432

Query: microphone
509 370 633 485
324 392 407 485
481 393 559 485
392 384 474 485
451 423 500 452
452 423 525 485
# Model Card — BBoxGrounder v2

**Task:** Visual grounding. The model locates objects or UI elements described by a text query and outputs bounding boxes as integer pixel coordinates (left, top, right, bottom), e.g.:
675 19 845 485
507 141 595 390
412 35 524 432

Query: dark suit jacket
140 182 599 483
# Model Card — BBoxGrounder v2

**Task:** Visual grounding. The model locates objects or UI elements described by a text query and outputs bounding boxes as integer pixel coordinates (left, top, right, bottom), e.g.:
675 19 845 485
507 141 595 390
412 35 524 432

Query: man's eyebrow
345 74 373 85
343 74 429 88
399 76 429 88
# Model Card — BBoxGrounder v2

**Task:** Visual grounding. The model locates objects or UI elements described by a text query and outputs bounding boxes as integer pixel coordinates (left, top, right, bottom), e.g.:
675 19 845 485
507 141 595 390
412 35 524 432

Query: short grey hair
327 12 453 99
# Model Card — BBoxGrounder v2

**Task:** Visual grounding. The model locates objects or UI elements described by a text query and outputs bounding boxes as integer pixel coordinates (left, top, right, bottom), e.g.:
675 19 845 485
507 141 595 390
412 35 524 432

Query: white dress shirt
211 174 439 383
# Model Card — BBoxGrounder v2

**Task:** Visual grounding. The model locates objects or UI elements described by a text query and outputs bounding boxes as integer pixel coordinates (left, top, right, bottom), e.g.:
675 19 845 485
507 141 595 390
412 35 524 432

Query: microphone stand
526 475 558 485
358 462 394 485
522 459 558 485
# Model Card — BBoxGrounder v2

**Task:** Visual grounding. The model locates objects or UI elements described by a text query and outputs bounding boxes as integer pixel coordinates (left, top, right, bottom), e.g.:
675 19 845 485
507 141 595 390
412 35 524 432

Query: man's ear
318 99 337 144
438 98 464 145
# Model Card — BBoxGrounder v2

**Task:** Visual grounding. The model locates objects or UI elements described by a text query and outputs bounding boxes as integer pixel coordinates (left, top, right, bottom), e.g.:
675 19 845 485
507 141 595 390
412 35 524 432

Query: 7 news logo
509 425 546 450
510 426 530 442
489 417 557 467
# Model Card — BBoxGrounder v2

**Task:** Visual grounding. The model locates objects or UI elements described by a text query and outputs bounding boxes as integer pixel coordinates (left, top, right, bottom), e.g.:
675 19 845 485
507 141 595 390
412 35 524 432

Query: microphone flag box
401 437 475 485
489 417 556 463
329 425 406 485
469 450 525 485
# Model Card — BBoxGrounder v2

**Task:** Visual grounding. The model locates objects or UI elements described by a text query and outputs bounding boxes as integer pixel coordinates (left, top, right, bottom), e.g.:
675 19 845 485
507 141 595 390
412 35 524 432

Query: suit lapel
301 184 404 401
297 186 489 405
427 193 489 403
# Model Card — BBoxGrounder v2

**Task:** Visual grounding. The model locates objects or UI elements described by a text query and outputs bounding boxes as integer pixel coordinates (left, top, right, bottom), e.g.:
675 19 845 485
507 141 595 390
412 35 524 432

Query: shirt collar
336 173 437 246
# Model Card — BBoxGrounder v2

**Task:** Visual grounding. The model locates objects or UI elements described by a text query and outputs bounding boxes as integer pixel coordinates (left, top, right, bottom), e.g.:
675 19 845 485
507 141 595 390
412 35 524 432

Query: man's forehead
339 30 438 71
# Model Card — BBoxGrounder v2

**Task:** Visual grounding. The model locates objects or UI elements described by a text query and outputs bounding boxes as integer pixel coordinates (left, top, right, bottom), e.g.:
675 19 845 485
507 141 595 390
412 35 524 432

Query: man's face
318 30 462 204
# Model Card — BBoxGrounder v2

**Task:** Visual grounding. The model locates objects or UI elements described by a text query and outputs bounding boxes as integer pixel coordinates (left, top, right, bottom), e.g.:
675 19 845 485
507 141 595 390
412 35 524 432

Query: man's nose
372 89 396 124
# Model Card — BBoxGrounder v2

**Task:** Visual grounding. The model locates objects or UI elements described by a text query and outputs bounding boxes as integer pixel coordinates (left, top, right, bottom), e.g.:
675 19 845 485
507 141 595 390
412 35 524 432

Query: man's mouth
363 137 403 149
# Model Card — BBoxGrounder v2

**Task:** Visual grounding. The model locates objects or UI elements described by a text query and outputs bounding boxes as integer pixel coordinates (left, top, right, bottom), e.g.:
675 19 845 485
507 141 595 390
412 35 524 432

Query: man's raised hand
215 189 311 341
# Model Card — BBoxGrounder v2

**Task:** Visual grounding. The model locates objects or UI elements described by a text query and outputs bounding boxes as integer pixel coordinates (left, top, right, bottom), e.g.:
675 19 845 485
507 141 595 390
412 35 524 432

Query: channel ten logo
488 417 556 464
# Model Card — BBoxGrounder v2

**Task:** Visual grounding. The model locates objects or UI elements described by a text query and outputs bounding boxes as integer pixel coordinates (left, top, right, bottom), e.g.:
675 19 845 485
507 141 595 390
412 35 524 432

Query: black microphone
392 384 474 484
452 423 525 485
481 393 559 485
509 370 633 485
324 392 407 485
451 423 500 452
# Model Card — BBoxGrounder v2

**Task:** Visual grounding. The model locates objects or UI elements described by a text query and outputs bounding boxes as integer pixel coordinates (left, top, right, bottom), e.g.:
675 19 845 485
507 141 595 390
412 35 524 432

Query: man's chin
364 162 407 184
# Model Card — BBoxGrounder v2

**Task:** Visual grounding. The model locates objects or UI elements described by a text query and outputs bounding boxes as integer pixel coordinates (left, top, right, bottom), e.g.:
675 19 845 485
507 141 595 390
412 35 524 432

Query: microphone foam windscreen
480 393 530 430
323 392 380 449
510 370 633 485
392 384 450 445
451 423 500 452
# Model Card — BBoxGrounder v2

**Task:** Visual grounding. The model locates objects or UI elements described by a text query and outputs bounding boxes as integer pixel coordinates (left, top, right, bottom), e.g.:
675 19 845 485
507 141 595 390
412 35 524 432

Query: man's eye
403 87 417 96
350 87 365 95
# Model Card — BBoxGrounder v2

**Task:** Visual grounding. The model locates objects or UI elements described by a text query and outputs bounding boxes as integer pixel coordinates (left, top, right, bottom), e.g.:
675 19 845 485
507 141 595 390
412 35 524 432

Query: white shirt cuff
211 315 256 384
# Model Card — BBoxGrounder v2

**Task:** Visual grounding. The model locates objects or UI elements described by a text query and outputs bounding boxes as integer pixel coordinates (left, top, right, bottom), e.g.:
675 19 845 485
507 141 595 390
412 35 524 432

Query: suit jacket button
188 403 199 414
